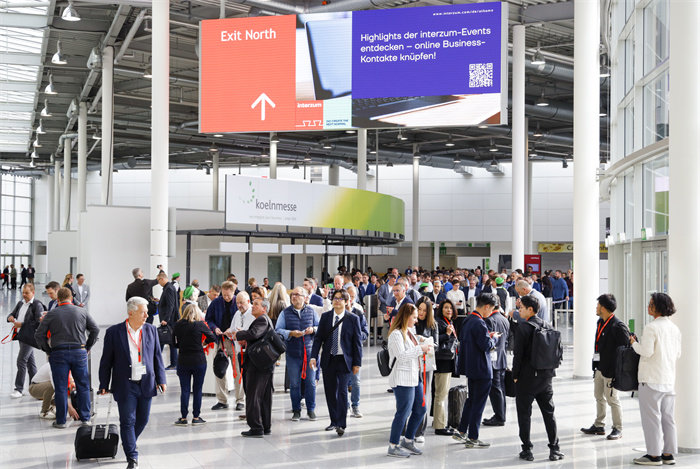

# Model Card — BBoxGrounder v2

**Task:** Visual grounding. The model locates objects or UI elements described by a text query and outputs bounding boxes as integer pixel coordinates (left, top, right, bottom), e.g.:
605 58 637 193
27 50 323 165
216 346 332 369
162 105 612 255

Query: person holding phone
483 299 510 427
446 280 466 314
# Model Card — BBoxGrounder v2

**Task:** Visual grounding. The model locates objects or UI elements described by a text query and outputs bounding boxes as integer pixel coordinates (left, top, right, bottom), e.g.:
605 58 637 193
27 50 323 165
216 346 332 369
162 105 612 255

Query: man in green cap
493 276 508 313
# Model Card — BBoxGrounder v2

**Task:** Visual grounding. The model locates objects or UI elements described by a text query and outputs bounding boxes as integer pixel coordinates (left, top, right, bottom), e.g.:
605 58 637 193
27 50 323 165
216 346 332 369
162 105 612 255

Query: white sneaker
415 435 425 443
10 390 22 399
39 411 56 420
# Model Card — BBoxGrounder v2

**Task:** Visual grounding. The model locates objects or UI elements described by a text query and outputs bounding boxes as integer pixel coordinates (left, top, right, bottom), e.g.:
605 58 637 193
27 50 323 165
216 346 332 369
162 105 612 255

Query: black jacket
593 314 630 378
158 282 179 326
236 315 275 373
7 298 46 348
173 319 216 367
125 278 158 302
512 316 555 383
436 317 457 374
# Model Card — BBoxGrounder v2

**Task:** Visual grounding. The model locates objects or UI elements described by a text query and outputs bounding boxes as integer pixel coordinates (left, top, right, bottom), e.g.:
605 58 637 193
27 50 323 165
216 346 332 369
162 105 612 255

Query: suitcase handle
90 392 114 440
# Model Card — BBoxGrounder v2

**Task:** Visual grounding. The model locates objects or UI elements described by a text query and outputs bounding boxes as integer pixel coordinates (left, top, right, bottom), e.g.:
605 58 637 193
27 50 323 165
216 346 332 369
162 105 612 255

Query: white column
433 242 440 270
47 170 54 233
212 150 220 211
53 157 60 231
150 0 170 271
511 24 526 271
328 164 339 186
526 160 534 253
269 133 277 179
77 102 87 213
62 138 72 230
669 0 700 452
411 152 419 268
100 46 114 205
357 128 367 190
572 0 600 379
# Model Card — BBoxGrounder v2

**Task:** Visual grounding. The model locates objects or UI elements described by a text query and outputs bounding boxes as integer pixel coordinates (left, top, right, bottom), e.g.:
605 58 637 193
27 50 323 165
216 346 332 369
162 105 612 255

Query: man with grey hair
125 268 158 323
397 277 420 303
99 296 166 469
233 297 275 437
515 280 550 323
226 291 254 412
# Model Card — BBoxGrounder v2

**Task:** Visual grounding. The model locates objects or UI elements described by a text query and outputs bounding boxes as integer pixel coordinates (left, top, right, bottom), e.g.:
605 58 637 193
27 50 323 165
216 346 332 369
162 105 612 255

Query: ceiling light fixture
92 130 101 140
30 150 39 159
33 136 42 148
260 147 268 157
213 134 223 138
61 0 81 21
29 159 36 168
209 144 217 152
205 165 211 175
532 122 544 137
40 100 52 117
478 124 488 129
251 162 258 167
531 42 545 65
270 132 279 143
143 65 152 79
490 157 498 168
321 140 333 149
345 129 356 134
562 159 568 168
44 74 57 95
293 162 300 169
453 155 461 163
489 138 498 152
51 41 67 65
304 152 311 162
35 120 46 135
535 90 549 107
397 130 408 141
445 135 455 147
386 161 393 167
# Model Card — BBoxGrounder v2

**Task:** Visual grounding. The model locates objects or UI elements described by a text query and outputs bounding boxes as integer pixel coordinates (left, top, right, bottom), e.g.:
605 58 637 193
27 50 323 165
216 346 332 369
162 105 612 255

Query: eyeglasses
290 293 303 298
332 297 345 302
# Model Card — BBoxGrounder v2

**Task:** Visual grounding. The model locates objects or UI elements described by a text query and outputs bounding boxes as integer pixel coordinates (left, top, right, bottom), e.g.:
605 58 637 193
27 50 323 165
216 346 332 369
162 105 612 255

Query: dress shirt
331 311 345 355
16 297 33 324
466 288 477 300
77 284 84 302
126 321 145 381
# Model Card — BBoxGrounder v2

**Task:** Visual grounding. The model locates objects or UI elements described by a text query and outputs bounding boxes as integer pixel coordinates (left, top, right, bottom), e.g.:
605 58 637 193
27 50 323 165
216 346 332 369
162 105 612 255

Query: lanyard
595 314 615 352
470 311 483 320
58 302 71 306
125 320 142 363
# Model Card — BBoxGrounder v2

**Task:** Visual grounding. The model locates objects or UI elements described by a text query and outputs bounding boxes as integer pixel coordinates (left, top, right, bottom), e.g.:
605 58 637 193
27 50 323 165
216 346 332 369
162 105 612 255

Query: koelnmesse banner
200 2 508 132
225 175 405 235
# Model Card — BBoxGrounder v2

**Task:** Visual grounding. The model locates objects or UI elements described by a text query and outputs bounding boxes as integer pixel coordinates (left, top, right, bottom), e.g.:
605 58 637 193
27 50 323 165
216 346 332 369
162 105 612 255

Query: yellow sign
538 242 608 254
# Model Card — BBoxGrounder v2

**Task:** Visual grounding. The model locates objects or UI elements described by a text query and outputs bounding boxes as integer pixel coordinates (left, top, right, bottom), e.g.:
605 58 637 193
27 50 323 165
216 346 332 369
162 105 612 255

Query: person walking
34 287 99 428
10 264 17 290
513 295 564 462
309 289 363 437
630 293 681 466
386 303 433 458
99 297 167 469
580 294 630 440
173 303 216 426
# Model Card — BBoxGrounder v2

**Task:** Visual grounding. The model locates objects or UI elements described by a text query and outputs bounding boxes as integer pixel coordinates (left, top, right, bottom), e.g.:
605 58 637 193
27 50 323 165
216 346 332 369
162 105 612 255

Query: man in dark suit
99 297 167 469
304 278 324 307
309 289 362 436
233 297 275 437
6 283 46 398
427 280 448 305
483 305 510 426
44 281 60 311
455 293 498 448
125 267 158 323
512 295 563 462
156 272 179 369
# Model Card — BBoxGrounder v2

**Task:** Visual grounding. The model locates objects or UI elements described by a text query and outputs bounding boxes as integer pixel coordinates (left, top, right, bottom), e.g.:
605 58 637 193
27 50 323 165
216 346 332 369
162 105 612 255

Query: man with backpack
513 295 564 462
580 294 630 440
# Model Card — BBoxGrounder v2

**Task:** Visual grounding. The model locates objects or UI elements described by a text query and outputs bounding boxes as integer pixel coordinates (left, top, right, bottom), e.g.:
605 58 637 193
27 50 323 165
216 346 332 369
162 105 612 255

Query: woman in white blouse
387 303 433 458
630 293 681 466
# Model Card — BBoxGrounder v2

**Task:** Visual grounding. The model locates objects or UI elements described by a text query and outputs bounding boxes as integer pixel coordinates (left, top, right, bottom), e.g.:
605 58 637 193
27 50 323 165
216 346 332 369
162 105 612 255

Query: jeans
177 363 207 419
15 341 37 392
117 381 152 462
286 354 316 412
390 384 426 445
349 371 360 408
160 343 178 368
49 347 90 424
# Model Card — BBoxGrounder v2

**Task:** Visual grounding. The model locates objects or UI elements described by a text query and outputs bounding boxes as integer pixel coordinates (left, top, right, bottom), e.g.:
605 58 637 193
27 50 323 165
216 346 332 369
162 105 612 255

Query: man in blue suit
455 293 498 449
304 278 324 307
310 289 362 437
99 297 167 469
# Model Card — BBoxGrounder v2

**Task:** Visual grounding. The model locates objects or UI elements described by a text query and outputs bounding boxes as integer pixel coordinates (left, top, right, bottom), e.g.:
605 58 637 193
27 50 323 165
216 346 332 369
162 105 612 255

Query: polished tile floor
1 289 697 468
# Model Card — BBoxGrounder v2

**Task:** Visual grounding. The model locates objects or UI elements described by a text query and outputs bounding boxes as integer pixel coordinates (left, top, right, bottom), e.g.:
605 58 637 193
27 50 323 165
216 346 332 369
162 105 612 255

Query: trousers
593 370 622 430
390 384 426 445
638 383 677 456
49 347 90 424
458 377 491 439
15 341 37 392
245 367 273 432
322 356 351 429
432 372 451 429
177 363 207 418
117 381 152 462
515 377 559 450
29 381 55 413
489 368 506 422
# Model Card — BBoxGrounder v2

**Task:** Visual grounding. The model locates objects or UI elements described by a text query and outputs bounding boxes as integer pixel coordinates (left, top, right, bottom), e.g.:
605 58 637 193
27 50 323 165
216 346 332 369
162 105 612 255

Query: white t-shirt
31 362 52 384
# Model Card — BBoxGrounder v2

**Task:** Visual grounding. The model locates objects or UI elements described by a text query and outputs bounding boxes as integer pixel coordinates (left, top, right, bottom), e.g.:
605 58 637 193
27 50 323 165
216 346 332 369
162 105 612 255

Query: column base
679 447 700 454
572 374 593 380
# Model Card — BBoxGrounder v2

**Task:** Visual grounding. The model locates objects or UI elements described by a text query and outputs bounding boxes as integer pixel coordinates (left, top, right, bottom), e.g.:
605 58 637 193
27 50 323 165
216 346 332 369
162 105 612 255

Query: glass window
209 255 231 287
15 211 30 226
14 241 30 255
643 71 669 145
14 181 31 197
2 210 14 225
643 0 669 74
14 197 30 213
2 181 14 196
1 225 12 239
624 103 635 155
643 154 669 235
306 256 314 279
624 172 635 237
0 174 33 266
14 226 30 240
625 0 635 20
624 31 635 94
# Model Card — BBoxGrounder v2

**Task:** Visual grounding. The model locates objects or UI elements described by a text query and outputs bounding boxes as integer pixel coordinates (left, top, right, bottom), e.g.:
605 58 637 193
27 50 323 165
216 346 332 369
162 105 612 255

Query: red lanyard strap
1 328 17 344
125 320 142 362
595 314 615 352
301 335 308 380
421 354 427 407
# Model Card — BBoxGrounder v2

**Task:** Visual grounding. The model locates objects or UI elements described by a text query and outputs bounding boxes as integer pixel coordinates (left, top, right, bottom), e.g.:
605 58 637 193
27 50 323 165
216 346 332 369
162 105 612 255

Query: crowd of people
3 264 681 468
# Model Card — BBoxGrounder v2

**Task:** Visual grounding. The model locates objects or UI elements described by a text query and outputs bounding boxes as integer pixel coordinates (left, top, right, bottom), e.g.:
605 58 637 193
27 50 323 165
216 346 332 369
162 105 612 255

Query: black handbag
246 317 286 370
157 325 173 345
436 337 458 361
213 345 229 379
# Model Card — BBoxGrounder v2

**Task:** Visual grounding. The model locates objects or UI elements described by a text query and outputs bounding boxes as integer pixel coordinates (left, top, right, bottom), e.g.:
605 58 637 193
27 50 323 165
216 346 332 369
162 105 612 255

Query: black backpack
377 341 396 377
528 321 563 371
611 344 640 391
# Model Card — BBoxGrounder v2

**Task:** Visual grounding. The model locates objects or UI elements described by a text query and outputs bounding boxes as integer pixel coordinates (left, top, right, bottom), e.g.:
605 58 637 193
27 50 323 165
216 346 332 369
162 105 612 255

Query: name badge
592 353 600 362
133 364 146 377
490 350 497 362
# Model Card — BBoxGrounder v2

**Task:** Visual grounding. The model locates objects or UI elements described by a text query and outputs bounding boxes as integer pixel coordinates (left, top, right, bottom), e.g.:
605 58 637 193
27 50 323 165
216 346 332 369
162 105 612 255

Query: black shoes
336 427 345 436
549 449 564 461
519 450 534 461
325 424 336 431
264 429 271 435
126 459 139 469
235 403 245 411
607 428 622 440
307 410 317 421
661 454 675 465
482 417 505 426
241 430 264 438
580 425 605 435
291 411 301 421
435 428 454 436
211 402 229 411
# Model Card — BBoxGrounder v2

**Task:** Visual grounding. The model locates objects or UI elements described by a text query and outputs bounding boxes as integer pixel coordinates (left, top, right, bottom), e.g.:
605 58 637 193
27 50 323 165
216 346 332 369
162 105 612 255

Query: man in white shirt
225 291 254 412
29 362 79 420
73 274 90 310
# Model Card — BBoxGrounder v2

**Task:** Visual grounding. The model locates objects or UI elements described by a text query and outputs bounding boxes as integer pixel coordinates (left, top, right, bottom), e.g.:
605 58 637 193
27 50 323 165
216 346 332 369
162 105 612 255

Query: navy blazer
311 311 363 372
457 313 495 380
98 322 167 402
388 295 414 320
309 293 324 307
205 295 238 333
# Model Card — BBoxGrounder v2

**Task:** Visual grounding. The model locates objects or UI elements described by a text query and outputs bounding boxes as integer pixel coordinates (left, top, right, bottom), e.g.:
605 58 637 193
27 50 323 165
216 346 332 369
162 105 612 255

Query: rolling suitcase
75 393 119 461
447 384 468 429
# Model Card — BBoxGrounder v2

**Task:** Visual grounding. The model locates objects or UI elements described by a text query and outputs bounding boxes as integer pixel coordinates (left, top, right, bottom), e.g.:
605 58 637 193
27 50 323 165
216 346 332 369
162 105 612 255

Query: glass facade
643 71 669 145
0 175 33 269
643 0 669 74
642 154 669 235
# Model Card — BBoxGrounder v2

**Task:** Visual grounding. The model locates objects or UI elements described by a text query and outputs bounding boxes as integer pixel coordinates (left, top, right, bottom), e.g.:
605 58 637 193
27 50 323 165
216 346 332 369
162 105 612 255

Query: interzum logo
240 180 256 205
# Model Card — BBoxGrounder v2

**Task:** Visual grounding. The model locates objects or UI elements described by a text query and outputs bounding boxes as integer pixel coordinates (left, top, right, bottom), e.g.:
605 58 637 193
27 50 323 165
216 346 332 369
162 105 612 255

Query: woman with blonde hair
267 282 290 326
387 303 433 458
62 273 76 297
173 303 216 426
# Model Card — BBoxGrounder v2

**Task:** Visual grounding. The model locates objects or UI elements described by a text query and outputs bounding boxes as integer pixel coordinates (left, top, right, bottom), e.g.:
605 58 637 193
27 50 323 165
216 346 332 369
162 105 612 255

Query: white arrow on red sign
251 93 275 121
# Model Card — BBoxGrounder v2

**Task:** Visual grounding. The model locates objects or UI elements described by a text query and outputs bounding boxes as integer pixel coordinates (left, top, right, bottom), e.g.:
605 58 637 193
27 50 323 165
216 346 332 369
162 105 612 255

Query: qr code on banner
469 63 493 88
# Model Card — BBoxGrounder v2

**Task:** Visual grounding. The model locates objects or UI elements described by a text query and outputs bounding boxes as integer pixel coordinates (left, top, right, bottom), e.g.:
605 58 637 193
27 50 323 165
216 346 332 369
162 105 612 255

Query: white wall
47 230 78 281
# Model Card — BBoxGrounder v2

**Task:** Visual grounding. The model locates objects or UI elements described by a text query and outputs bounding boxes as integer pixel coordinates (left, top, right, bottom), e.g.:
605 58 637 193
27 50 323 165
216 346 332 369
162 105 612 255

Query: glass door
267 256 282 284
209 255 231 287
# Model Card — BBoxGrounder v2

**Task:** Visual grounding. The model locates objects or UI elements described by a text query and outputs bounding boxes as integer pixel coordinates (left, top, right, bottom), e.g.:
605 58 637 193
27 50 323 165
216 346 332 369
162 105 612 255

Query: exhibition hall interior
1 0 698 467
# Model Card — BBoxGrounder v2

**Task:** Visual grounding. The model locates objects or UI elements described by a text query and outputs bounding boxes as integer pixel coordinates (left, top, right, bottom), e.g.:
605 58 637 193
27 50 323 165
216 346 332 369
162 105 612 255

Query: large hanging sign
225 175 405 235
200 2 508 132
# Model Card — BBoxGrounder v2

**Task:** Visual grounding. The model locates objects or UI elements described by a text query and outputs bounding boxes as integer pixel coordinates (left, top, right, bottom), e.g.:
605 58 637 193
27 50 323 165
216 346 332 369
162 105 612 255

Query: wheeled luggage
75 394 119 461
447 384 468 429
